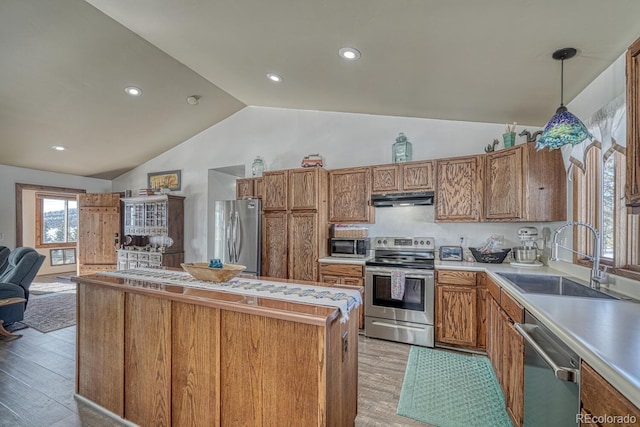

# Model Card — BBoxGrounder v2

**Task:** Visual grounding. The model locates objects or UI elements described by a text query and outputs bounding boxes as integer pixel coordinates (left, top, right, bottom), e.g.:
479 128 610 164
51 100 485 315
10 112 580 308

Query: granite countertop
435 260 640 408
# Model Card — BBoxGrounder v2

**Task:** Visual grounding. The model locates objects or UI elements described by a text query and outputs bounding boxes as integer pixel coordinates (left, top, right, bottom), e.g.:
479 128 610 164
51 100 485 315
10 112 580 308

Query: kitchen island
72 270 360 427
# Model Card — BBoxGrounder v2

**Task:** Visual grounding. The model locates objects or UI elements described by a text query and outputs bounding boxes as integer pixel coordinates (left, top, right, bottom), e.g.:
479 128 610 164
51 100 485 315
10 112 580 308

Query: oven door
365 266 434 325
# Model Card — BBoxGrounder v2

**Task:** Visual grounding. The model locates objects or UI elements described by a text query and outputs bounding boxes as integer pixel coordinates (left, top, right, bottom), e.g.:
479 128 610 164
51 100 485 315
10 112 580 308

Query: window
35 194 78 248
573 147 640 278
50 248 76 266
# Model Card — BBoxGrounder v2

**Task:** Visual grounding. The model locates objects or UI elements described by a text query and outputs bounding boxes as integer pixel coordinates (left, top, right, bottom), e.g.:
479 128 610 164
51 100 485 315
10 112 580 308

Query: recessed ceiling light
266 73 284 83
339 47 361 60
51 145 66 151
124 86 143 96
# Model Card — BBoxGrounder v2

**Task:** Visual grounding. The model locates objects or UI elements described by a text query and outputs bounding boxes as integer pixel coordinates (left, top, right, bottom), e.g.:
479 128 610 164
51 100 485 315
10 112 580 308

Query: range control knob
414 240 418 245
383 239 387 244
377 239 382 244
425 239 432 246
420 240 425 245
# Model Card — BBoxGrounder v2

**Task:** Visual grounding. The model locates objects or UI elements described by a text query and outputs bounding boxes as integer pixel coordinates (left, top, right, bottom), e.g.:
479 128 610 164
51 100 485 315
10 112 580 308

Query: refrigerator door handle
226 210 234 262
233 211 241 262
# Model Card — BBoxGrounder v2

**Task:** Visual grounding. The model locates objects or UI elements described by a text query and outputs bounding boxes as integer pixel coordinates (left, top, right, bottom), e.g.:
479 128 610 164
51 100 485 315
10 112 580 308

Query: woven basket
469 248 511 264
181 262 246 283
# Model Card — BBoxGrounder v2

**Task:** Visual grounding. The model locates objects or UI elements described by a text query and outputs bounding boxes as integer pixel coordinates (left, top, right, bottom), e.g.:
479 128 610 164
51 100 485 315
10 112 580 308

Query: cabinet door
484 146 523 220
77 193 121 274
627 37 640 208
486 295 503 389
503 320 524 427
435 156 482 221
435 285 477 347
236 178 254 200
289 212 318 281
476 286 487 349
372 165 402 193
261 212 288 279
289 168 320 210
403 161 434 191
262 171 288 211
329 167 373 223
254 178 263 199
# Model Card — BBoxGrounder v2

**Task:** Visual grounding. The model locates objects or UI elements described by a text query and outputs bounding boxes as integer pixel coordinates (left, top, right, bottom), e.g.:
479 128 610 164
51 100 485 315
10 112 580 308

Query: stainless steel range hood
371 191 434 207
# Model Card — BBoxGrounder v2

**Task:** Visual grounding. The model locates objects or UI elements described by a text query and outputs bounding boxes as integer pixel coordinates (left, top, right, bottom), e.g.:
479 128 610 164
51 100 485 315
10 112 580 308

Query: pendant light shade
536 48 592 151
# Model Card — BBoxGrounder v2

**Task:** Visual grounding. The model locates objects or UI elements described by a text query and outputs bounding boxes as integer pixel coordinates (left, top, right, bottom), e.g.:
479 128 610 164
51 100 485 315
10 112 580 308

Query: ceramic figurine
519 129 543 143
485 139 499 153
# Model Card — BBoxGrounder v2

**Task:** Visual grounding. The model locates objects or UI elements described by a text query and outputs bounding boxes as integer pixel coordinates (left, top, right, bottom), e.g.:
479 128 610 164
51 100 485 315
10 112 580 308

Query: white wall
113 107 541 262
0 163 112 254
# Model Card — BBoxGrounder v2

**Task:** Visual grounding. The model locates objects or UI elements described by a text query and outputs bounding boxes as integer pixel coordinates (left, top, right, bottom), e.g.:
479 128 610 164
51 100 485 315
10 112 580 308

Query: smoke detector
186 95 200 105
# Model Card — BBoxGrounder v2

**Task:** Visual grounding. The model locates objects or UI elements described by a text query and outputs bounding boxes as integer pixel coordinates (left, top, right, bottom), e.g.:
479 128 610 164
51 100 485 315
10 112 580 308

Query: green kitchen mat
397 346 513 427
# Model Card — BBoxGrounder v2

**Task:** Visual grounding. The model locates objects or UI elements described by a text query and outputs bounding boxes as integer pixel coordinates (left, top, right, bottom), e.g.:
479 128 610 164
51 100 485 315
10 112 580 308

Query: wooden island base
73 274 358 427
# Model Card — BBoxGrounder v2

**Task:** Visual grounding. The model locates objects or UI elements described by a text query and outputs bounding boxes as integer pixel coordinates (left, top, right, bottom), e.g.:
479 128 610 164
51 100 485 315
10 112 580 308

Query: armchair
0 247 46 326
0 246 9 275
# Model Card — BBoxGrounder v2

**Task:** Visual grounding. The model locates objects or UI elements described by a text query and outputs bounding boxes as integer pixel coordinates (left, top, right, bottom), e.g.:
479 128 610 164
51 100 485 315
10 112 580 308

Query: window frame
572 147 640 281
35 193 78 249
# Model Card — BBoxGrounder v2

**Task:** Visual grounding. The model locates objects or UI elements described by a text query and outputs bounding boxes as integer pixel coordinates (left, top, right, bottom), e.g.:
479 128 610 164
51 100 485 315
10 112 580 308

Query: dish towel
391 269 406 300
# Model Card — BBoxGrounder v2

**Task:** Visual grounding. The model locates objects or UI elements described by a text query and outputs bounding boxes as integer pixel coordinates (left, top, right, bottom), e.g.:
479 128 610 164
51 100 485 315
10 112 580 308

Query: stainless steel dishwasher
514 311 580 427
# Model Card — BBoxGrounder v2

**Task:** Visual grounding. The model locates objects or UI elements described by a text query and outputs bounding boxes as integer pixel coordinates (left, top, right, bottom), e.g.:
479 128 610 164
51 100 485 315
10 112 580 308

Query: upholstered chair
0 247 46 326
0 246 10 276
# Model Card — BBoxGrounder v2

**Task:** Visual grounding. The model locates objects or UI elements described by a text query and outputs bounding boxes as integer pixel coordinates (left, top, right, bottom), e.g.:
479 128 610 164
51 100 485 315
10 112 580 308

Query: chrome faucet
550 221 607 289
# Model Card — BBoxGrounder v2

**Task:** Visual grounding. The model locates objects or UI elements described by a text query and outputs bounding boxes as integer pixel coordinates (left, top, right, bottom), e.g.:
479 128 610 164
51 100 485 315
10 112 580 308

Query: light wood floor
0 275 430 426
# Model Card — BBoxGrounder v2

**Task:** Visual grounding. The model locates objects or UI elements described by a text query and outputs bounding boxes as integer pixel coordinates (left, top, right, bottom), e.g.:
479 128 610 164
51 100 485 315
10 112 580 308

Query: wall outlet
0 232 4 241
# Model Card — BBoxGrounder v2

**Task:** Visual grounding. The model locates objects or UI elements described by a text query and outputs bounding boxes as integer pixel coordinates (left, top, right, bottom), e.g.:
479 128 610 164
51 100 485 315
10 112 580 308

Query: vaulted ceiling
2 0 640 179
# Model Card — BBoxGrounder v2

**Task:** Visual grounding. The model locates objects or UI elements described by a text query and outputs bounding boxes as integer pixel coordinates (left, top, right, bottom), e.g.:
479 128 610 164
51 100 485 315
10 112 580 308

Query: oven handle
514 323 579 383
365 266 434 278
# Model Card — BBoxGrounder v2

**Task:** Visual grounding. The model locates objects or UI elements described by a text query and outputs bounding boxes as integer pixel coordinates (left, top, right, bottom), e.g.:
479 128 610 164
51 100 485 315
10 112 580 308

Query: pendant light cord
560 58 565 107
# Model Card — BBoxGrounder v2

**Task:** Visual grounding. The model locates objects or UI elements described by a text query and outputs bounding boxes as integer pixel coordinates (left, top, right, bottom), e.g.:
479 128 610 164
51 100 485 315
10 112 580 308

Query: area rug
30 281 77 295
397 346 512 427
23 292 76 333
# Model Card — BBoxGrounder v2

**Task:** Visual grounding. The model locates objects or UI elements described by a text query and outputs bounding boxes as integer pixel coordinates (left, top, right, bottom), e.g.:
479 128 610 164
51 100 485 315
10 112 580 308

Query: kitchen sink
497 273 624 300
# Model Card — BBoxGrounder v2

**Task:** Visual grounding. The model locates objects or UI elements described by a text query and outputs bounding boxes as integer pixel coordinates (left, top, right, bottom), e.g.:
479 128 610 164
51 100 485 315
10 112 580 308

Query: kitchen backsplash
367 205 562 259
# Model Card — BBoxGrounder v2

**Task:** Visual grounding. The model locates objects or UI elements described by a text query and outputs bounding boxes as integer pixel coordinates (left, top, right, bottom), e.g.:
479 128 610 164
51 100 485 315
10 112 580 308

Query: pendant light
536 48 592 151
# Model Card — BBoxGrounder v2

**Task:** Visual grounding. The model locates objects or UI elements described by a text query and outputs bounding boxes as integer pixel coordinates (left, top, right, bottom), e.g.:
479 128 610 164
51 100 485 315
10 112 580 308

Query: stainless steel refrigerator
210 199 261 275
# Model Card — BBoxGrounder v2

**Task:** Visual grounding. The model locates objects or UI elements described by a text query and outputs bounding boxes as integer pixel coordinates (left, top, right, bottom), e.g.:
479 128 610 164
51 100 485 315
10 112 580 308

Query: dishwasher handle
514 323 579 383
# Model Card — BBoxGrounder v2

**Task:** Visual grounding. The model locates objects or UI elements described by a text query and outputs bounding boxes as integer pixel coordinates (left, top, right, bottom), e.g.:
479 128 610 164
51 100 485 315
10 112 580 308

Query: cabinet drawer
581 361 639 426
437 270 477 286
150 254 162 264
127 253 138 261
137 253 150 261
499 289 524 323
342 277 364 286
319 263 364 277
487 276 501 302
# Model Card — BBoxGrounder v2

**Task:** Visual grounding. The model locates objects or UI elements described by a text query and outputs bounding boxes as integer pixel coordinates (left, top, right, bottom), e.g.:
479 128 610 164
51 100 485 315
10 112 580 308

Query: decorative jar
392 132 413 163
251 156 265 177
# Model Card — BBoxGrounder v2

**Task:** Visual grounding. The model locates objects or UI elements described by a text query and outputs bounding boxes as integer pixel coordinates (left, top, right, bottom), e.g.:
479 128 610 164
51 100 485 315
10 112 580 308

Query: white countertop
318 256 372 265
435 260 640 408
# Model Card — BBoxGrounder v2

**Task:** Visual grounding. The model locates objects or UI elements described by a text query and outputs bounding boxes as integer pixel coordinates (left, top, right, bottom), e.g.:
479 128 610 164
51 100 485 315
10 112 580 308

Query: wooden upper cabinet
435 155 483 222
236 178 254 200
253 178 263 200
403 161 434 191
626 37 640 209
329 167 374 223
371 160 434 194
262 170 288 211
485 142 566 222
289 168 327 211
372 165 402 193
485 146 524 220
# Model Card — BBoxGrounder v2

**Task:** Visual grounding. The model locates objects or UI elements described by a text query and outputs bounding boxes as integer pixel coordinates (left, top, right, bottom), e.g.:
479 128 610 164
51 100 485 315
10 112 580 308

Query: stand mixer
512 227 543 266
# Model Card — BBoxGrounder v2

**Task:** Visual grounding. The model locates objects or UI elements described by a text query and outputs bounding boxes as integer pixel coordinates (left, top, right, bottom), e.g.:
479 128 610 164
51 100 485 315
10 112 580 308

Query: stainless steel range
365 237 435 347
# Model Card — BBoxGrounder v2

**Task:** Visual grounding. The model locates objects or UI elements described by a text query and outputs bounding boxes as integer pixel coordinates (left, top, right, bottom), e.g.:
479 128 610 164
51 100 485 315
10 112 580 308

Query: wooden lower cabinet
320 262 365 329
503 319 524 427
581 361 640 426
76 277 358 427
436 285 477 347
434 269 486 350
486 276 524 427
261 212 288 279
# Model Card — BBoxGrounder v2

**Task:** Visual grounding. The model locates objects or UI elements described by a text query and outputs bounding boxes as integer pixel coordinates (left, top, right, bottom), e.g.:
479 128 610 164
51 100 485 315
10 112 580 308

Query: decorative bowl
181 262 246 283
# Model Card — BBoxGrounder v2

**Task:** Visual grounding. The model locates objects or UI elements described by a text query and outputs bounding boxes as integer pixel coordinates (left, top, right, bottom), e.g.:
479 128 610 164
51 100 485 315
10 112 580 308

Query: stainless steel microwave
330 238 369 258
